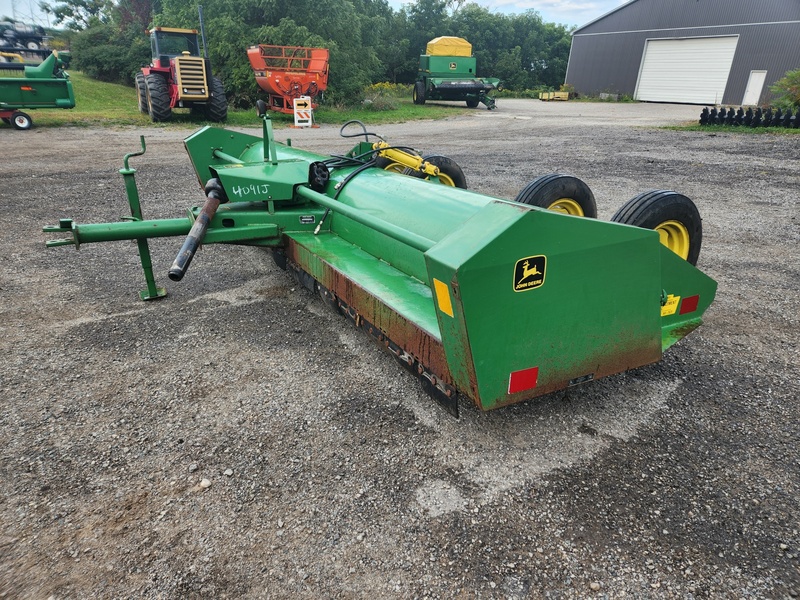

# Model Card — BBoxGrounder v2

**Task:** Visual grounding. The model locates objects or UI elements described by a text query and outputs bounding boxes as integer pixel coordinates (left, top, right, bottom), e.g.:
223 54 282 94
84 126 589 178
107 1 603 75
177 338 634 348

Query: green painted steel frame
43 114 718 412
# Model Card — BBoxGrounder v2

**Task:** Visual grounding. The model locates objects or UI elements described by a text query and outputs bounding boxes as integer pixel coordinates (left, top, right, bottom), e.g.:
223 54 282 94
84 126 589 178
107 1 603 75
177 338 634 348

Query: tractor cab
149 27 201 66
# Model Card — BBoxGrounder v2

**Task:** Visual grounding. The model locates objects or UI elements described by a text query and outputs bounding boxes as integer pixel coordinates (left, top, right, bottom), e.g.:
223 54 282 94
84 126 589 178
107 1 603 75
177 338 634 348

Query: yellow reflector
433 278 454 317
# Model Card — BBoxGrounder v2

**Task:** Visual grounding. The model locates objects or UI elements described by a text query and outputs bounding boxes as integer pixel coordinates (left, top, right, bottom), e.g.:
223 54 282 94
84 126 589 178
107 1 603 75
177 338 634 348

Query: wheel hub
656 220 690 259
547 197 585 216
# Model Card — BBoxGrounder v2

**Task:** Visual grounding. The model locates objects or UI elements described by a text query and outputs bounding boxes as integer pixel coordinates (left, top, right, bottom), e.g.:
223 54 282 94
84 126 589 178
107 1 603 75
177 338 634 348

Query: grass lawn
19 72 469 129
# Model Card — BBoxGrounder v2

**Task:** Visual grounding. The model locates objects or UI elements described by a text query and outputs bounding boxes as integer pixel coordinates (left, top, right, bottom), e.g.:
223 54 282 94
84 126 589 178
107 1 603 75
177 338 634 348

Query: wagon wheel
402 155 467 189
11 111 32 130
611 190 702 265
374 156 407 173
413 81 426 105
514 174 597 218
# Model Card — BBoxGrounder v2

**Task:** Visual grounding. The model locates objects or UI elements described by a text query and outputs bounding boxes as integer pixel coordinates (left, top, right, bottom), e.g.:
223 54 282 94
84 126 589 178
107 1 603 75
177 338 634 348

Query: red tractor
135 26 227 122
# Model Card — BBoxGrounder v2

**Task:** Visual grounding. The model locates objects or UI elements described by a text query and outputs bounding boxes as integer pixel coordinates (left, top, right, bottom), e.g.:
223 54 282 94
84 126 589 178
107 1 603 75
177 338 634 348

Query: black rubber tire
466 98 479 108
145 74 172 122
135 72 148 113
10 111 32 130
413 81 426 105
205 77 228 122
514 174 597 218
403 155 467 189
611 190 702 265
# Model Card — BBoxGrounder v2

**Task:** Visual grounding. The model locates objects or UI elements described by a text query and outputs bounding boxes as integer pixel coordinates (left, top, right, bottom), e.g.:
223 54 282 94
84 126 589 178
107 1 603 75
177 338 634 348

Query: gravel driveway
1 100 798 598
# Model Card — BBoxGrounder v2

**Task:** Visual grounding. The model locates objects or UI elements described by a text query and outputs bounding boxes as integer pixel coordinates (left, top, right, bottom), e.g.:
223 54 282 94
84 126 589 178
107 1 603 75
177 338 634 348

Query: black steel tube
168 192 221 281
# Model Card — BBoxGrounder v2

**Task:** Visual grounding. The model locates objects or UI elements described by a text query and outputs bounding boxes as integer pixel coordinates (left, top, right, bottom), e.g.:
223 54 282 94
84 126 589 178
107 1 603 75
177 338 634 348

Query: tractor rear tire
403 155 467 189
611 190 702 265
135 72 148 114
413 81 426 105
11 111 32 130
514 174 597 218
145 74 172 122
205 77 228 122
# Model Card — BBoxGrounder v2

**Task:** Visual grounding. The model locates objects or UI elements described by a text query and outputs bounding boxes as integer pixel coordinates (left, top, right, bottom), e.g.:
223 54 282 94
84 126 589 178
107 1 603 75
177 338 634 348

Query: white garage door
635 36 738 104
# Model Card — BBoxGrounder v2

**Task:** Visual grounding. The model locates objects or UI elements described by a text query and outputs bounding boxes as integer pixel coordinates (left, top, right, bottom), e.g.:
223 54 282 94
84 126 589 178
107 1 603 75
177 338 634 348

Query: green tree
61 0 576 107
451 4 514 77
70 22 149 84
403 0 449 58
770 69 800 110
39 0 114 30
494 46 529 90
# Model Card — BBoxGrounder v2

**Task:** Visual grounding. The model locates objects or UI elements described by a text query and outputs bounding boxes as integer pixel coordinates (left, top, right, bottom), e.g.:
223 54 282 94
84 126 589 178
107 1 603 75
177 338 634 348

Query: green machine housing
413 37 499 110
44 113 717 416
0 51 75 129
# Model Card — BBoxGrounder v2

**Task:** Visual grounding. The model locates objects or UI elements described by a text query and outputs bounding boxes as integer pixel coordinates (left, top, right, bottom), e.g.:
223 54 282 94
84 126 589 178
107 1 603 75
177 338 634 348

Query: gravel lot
1 100 798 598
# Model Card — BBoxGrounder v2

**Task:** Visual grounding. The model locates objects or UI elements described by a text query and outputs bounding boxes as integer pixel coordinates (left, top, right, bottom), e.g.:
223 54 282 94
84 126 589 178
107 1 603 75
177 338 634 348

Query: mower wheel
135 72 148 113
205 77 228 122
611 190 702 265
374 156 407 173
514 174 597 218
10 111 32 130
145 74 172 122
466 98 479 108
413 81 426 105
403 155 467 189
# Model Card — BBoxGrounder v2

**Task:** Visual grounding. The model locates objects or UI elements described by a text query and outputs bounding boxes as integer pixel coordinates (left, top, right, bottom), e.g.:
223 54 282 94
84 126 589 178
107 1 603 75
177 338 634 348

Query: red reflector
679 295 699 315
508 366 539 394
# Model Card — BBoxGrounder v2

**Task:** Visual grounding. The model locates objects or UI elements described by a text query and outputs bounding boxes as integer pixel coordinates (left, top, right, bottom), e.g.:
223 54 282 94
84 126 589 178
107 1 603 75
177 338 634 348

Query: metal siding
723 23 800 104
576 0 800 35
566 22 800 105
566 34 645 97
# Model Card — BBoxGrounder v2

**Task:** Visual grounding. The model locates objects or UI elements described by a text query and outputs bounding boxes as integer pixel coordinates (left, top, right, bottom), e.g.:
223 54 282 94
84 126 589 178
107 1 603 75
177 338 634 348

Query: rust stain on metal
285 239 458 412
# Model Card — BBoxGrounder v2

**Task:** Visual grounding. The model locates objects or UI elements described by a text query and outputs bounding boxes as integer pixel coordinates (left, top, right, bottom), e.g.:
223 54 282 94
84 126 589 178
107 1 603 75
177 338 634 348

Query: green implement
44 110 717 416
413 37 500 110
0 51 75 129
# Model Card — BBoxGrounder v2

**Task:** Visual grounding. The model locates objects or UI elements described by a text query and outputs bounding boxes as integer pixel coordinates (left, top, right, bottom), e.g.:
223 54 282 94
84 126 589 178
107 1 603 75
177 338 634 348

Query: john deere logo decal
449 62 457 69
513 255 546 292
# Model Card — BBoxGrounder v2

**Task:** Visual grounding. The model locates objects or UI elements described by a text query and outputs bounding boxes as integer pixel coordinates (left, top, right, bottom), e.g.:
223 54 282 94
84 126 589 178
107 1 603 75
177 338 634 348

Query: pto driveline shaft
168 191 222 281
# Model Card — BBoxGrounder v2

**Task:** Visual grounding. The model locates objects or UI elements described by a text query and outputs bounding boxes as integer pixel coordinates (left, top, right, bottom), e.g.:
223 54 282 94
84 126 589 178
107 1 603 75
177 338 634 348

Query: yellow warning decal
433 278 454 317
513 255 546 292
661 294 680 317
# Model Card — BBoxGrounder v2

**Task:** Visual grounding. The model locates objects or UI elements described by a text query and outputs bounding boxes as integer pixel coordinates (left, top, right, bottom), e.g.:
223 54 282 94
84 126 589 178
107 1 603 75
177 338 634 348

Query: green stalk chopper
44 105 717 416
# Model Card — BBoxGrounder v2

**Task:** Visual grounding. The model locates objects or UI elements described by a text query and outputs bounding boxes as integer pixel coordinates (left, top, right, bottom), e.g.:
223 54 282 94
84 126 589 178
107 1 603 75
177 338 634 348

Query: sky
1 0 629 30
